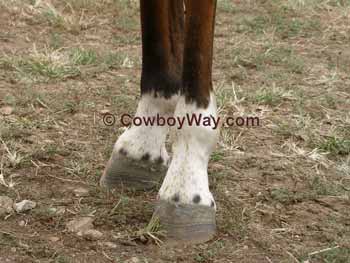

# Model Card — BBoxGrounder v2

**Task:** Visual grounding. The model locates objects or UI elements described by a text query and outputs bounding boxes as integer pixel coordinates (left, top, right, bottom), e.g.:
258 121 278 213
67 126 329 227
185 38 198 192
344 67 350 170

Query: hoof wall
100 153 167 191
154 200 216 245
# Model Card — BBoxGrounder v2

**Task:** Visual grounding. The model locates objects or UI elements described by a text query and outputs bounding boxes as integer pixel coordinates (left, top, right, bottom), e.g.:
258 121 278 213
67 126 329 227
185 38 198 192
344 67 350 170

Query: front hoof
154 200 216 245
100 152 167 191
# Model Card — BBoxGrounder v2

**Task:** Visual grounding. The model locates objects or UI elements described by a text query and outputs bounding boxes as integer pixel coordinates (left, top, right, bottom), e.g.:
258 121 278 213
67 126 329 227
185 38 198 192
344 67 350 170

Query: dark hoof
100 152 167 191
154 200 216 245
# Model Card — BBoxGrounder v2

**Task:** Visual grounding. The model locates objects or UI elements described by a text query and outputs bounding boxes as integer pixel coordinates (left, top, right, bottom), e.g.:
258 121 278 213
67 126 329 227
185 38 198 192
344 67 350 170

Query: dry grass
1 0 350 262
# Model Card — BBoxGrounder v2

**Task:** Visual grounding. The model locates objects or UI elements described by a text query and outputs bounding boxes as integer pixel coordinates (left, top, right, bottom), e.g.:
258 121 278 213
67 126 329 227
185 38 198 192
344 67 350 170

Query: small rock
81 229 103 240
18 242 29 250
75 113 89 119
66 217 94 233
73 187 89 197
210 163 225 172
18 220 26 227
47 207 57 214
0 196 14 217
14 200 36 213
55 206 66 215
0 106 14 116
126 257 141 263
100 241 117 249
49 236 60 242
100 109 110 114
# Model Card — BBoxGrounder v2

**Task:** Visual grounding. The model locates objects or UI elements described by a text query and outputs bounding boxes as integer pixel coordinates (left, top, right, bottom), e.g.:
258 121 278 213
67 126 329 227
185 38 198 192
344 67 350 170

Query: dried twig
0 155 8 187
46 174 88 184
308 245 340 257
286 251 300 263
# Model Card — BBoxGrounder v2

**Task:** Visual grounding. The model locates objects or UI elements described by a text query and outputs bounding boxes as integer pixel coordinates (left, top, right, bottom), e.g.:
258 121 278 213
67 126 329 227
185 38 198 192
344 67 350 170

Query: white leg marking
159 94 219 208
113 93 178 164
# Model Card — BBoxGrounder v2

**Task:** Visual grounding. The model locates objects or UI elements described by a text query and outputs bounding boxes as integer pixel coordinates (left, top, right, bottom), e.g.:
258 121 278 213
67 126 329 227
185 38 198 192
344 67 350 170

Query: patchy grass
254 86 285 106
70 48 98 65
320 137 350 156
0 0 350 262
241 12 321 38
217 0 236 13
0 46 128 83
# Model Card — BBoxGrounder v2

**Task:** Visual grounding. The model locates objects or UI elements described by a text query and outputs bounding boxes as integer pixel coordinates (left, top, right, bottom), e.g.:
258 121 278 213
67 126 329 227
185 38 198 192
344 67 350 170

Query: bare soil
0 0 349 262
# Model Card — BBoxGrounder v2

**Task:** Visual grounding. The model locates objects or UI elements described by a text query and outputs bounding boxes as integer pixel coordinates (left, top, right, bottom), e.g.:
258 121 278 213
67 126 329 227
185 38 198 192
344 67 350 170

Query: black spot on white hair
172 193 180 202
193 194 201 204
141 153 150 161
156 156 164 164
119 148 128 156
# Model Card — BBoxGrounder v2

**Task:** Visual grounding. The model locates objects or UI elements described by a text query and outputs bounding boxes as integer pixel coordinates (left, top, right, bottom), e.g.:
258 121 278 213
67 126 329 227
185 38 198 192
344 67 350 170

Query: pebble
66 217 94 233
100 241 118 249
81 229 103 240
210 163 225 171
0 106 14 116
100 109 110 114
49 236 60 242
0 196 14 217
14 200 36 213
73 187 89 197
55 206 66 215
66 217 105 240
126 257 141 263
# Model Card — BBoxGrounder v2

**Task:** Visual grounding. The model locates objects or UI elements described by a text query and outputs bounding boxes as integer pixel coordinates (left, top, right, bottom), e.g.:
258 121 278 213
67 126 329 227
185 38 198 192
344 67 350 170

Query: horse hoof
100 152 167 191
154 200 216 245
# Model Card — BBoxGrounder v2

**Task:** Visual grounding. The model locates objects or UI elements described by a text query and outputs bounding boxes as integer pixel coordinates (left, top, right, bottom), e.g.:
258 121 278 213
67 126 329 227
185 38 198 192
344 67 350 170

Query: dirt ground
0 0 350 262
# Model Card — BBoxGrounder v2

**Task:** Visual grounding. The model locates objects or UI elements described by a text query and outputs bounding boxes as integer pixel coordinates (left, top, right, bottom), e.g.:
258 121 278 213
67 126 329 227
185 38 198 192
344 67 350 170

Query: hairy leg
101 0 184 190
155 0 218 244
